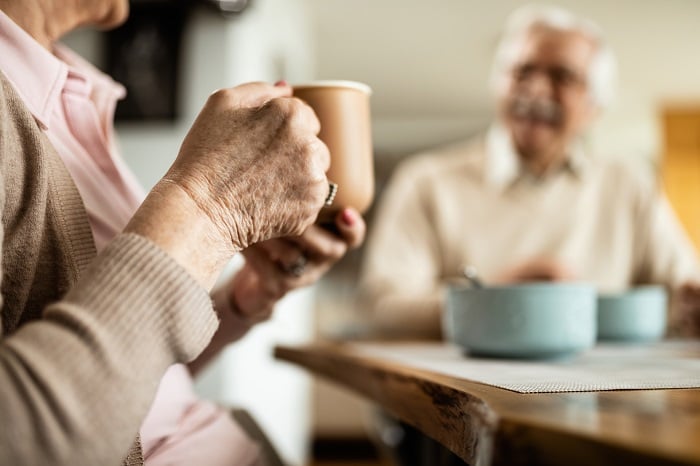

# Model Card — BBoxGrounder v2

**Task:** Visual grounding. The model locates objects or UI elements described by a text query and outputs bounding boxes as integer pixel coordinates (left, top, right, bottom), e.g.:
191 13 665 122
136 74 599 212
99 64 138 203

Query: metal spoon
462 265 484 289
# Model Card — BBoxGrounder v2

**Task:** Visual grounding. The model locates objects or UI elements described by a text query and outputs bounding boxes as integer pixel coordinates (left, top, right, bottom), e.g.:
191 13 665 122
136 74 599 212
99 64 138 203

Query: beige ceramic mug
292 80 374 222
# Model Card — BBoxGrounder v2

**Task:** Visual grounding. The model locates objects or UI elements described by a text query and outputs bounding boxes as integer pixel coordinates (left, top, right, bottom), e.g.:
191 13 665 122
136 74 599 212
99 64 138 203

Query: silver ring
325 182 338 207
284 254 307 277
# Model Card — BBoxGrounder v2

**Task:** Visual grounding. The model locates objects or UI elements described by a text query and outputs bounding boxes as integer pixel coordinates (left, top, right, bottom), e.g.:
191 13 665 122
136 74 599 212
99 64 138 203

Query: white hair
490 4 618 109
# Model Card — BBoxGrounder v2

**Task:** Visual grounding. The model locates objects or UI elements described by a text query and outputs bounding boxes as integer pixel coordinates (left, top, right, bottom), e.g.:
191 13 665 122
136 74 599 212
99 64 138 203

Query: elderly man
0 0 365 465
359 4 700 341
359 5 700 466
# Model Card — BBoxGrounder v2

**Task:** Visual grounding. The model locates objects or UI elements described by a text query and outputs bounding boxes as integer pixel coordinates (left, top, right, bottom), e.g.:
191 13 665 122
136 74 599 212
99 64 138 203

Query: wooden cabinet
662 106 700 252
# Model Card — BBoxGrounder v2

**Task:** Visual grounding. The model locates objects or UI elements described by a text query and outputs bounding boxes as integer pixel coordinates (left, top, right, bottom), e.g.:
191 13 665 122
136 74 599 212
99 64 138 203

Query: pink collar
0 10 125 129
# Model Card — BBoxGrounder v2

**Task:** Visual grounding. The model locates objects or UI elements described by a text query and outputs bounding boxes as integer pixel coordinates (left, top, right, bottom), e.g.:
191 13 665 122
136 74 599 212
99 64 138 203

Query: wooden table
275 341 700 466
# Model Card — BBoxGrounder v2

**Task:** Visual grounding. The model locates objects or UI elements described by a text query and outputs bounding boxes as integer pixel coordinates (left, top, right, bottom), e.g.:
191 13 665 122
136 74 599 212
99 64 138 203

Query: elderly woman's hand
224 208 366 325
168 82 331 249
126 82 330 288
186 208 365 374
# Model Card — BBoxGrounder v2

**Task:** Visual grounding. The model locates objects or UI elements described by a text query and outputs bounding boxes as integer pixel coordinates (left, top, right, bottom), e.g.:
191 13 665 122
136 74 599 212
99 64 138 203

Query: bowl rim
597 284 668 300
447 281 596 293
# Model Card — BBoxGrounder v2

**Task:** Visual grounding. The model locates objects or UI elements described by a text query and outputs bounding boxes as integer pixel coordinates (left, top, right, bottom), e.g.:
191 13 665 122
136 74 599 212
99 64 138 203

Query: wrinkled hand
126 82 330 288
164 82 330 252
225 208 366 325
493 258 576 284
677 282 700 337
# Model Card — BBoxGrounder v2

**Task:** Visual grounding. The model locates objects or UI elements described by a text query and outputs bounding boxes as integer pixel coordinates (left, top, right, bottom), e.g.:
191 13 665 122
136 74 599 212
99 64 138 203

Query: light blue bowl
597 286 668 342
444 283 597 359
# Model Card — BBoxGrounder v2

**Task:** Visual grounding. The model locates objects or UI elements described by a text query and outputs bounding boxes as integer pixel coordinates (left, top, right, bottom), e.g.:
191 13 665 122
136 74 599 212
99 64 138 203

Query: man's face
497 26 598 160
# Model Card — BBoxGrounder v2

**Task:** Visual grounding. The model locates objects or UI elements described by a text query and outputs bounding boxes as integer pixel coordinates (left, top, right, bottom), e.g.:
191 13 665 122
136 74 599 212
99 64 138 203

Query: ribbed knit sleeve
0 233 219 466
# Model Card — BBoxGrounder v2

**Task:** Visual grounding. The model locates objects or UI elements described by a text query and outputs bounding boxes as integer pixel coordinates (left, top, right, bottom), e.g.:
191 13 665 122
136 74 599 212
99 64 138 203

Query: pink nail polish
274 80 288 87
341 208 355 226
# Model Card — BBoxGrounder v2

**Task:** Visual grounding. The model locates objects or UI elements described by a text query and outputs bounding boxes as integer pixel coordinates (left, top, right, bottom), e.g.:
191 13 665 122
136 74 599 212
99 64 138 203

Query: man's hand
493 258 576 284
677 281 700 337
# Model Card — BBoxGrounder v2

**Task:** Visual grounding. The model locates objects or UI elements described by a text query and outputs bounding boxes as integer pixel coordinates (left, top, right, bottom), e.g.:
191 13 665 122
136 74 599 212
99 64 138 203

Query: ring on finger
325 182 338 207
283 254 308 277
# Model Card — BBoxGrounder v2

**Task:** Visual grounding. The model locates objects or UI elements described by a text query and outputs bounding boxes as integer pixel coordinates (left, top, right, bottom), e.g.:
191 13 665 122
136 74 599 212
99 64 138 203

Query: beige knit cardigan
0 71 219 465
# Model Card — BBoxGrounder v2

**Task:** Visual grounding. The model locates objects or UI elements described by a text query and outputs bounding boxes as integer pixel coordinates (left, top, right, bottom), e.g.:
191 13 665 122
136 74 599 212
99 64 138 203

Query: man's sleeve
358 159 445 339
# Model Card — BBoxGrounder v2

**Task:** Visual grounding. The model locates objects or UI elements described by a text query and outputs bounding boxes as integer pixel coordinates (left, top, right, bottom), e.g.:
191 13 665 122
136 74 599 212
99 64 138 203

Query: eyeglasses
511 64 587 90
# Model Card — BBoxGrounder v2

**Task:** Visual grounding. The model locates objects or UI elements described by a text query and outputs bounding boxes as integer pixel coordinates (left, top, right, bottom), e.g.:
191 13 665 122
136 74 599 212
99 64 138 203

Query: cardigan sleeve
0 232 219 466
357 157 445 340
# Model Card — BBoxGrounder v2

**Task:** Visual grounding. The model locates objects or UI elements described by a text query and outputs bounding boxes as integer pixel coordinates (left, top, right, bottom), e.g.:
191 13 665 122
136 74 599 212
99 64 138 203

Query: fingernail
341 208 356 226
274 80 288 87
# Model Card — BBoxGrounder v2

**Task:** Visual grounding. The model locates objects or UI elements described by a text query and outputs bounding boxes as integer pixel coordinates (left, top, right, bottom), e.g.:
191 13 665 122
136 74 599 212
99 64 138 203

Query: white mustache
510 97 562 124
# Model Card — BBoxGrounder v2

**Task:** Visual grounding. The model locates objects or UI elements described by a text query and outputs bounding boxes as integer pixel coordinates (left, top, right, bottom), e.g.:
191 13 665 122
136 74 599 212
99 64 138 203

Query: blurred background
65 0 700 464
